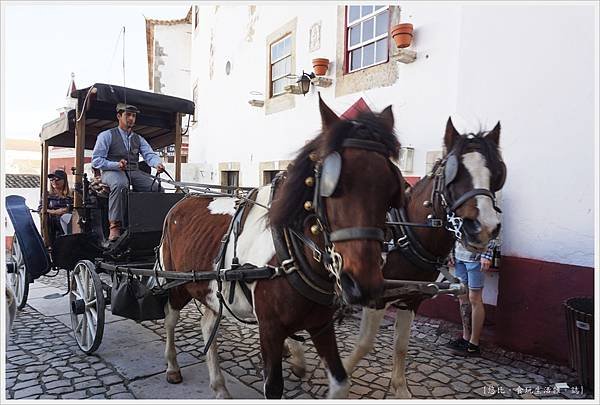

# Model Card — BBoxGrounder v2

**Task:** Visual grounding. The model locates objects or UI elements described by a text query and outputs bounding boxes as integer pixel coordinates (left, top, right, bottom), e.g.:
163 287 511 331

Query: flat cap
116 103 140 114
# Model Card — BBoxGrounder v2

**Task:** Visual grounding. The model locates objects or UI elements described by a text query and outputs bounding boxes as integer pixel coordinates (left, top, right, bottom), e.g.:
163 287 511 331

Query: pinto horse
157 97 404 398
341 118 506 398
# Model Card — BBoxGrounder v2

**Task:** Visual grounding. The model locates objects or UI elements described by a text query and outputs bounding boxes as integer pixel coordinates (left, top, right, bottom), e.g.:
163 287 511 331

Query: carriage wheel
69 260 105 354
7 237 29 310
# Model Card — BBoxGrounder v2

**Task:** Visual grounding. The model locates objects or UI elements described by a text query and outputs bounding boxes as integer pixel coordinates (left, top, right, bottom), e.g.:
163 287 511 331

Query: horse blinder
319 152 342 197
444 154 459 187
492 160 506 192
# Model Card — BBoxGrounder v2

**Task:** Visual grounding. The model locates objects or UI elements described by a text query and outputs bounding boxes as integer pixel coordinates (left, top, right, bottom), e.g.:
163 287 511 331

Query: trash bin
564 297 594 391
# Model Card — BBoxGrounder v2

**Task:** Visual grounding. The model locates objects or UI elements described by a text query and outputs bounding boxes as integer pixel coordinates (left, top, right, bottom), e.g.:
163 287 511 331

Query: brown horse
157 97 405 398
341 118 506 398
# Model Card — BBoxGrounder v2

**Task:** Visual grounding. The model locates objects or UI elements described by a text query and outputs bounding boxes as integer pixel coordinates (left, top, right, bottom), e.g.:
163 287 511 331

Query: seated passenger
39 169 73 240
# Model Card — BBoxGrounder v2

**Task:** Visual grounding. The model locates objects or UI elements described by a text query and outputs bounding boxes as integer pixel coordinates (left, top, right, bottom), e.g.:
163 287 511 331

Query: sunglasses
50 178 64 182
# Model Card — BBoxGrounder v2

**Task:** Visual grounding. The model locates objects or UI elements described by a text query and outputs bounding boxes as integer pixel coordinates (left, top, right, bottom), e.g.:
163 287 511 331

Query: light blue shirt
91 127 162 170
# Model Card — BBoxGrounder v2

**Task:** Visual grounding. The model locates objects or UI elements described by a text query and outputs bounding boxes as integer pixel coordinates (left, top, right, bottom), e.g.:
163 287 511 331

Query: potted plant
391 23 413 48
312 58 329 76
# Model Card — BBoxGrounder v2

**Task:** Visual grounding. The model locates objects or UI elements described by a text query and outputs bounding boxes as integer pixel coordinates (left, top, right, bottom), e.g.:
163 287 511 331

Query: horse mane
269 111 400 228
408 130 503 199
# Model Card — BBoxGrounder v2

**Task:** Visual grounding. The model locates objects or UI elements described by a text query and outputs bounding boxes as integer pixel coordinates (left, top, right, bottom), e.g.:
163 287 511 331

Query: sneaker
446 337 469 351
465 342 481 357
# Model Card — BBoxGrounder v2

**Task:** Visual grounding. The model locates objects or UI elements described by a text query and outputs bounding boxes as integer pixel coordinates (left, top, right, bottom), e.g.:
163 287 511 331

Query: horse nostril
463 219 482 235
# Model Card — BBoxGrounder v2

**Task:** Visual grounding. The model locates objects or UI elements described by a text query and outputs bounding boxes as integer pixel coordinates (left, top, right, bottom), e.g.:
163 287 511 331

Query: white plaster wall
154 24 191 99
3 188 41 235
184 4 595 268
454 4 596 267
189 4 464 183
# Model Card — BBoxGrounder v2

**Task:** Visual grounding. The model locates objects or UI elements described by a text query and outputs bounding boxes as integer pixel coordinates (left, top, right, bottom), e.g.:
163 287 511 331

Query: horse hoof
215 389 232 399
291 364 306 378
166 370 183 384
394 388 412 399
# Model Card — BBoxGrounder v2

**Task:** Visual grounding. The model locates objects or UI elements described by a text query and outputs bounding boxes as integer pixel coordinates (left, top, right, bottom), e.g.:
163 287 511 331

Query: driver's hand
481 258 492 272
118 159 128 171
156 163 165 174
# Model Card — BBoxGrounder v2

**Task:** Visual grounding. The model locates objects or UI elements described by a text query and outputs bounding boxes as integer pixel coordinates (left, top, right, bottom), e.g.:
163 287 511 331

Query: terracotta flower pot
312 58 329 76
391 23 413 49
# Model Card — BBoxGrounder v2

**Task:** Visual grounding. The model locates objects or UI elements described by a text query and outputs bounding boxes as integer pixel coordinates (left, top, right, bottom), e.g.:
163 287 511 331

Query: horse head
439 118 506 251
270 95 404 305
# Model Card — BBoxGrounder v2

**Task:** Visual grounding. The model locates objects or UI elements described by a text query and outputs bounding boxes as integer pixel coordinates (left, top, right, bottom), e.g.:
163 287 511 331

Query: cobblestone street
5 271 592 400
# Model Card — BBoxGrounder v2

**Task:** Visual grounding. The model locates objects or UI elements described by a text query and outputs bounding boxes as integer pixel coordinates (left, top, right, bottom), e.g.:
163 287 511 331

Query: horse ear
486 121 501 145
380 105 395 133
318 92 339 130
444 117 460 152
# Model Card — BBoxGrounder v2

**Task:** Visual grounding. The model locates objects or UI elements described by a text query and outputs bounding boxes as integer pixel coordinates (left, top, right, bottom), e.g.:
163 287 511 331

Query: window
221 170 239 195
346 5 389 73
262 170 281 185
270 34 292 97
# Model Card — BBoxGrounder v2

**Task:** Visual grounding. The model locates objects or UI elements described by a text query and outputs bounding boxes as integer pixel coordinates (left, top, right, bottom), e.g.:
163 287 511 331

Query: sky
2 1 191 140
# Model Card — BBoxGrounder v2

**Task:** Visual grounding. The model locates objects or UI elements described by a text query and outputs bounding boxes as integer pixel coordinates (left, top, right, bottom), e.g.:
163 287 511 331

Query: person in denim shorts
446 239 496 356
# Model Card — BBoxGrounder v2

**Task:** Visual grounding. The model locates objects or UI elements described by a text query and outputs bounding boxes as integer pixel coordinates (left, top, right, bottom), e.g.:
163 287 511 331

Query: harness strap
449 188 496 212
389 207 447 272
289 228 326 263
341 138 389 156
330 227 384 243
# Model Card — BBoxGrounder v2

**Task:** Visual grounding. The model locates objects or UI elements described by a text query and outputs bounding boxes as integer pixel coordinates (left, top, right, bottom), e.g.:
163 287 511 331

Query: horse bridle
301 138 393 295
428 138 505 240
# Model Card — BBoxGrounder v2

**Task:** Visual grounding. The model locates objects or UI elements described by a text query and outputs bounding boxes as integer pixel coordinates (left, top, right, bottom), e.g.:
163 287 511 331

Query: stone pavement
5 271 593 400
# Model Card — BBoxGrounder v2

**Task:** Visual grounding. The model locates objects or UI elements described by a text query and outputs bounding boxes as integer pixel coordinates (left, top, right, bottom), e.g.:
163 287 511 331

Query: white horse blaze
461 151 500 235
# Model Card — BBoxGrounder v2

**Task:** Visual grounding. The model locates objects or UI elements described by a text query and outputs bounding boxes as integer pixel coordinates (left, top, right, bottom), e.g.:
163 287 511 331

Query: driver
91 103 165 241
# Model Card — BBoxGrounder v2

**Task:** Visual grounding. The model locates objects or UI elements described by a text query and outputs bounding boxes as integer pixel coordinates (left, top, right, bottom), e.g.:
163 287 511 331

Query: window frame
269 34 293 97
345 5 390 74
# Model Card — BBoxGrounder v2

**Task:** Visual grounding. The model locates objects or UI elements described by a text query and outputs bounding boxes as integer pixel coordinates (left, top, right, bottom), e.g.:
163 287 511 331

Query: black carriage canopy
39 83 195 150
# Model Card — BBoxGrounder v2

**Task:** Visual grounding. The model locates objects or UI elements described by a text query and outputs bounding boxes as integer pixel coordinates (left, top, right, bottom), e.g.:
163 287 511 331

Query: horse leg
164 300 183 384
259 325 286 398
200 307 231 399
343 306 386 375
284 338 306 378
310 324 349 399
390 309 415 399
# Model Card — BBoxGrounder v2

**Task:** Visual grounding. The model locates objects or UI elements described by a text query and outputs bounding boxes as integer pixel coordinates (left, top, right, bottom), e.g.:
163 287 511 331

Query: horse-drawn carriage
6 85 505 398
5 83 199 352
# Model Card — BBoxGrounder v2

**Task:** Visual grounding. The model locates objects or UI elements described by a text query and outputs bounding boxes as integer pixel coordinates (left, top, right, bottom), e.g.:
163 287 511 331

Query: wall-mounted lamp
296 71 316 96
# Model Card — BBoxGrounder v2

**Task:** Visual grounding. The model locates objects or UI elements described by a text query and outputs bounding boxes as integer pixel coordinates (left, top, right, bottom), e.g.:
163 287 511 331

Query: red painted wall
418 256 594 364
49 157 91 172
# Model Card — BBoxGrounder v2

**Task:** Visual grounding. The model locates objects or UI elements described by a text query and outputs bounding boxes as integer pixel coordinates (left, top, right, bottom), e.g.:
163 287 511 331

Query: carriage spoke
83 269 90 300
74 272 86 298
76 316 83 333
86 298 97 308
88 307 98 323
81 315 88 346
85 311 96 338
72 290 83 301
